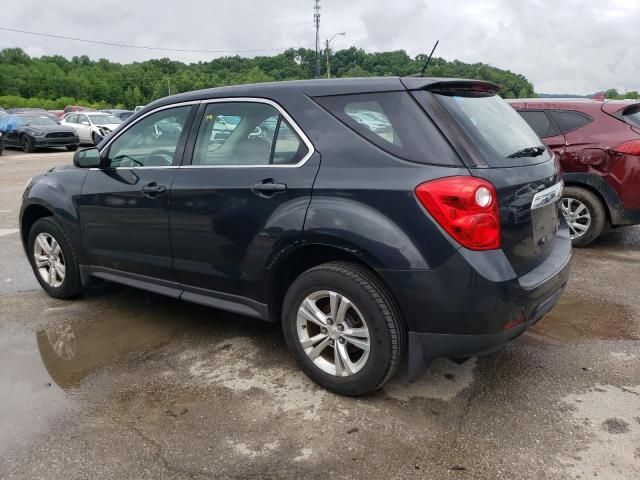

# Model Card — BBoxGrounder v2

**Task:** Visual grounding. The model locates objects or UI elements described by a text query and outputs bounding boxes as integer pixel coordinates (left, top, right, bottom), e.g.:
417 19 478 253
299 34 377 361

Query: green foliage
0 47 537 109
604 88 639 100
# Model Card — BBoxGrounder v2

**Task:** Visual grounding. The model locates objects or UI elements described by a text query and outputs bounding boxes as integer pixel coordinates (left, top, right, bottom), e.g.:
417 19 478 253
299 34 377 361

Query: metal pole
326 39 330 79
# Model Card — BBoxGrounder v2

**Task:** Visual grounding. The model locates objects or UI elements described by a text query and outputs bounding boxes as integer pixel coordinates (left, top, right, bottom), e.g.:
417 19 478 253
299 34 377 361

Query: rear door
410 85 564 275
169 99 319 309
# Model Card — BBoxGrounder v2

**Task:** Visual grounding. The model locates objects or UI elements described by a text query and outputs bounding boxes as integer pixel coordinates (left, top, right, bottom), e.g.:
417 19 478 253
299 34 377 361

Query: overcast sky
1 0 638 94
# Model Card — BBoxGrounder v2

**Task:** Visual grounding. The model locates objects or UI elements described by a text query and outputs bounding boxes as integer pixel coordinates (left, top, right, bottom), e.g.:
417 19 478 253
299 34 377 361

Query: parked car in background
62 105 95 117
61 112 123 145
134 105 145 112
49 110 65 119
101 109 134 121
509 98 640 246
20 77 571 395
0 113 78 152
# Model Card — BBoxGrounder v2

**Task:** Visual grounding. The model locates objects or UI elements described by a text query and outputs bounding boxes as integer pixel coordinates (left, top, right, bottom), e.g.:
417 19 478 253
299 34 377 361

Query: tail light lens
612 140 640 156
415 176 501 250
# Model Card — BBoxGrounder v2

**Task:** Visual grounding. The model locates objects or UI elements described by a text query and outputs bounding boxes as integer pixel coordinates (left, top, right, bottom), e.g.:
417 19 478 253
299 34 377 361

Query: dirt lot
1 149 639 480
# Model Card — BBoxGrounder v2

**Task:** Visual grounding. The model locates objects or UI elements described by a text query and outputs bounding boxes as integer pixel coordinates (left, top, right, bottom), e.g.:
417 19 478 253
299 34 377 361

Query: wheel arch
21 203 54 248
562 173 620 225
267 243 394 324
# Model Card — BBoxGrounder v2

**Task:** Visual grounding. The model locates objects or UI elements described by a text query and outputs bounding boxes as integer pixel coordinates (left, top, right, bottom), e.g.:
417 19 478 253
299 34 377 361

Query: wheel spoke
48 266 56 286
36 235 51 254
329 291 342 320
299 298 328 327
300 332 328 349
307 337 331 360
341 326 368 338
336 342 355 375
54 261 65 279
35 255 49 268
335 296 353 324
573 222 588 232
574 203 586 216
343 335 369 352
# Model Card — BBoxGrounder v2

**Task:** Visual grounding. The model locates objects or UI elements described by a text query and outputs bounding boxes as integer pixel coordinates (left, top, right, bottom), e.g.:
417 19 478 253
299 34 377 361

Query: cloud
0 0 638 94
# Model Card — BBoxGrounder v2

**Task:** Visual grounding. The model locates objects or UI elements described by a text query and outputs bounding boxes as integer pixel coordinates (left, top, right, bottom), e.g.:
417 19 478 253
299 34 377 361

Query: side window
315 92 460 166
548 110 592 134
78 115 89 125
192 102 308 166
66 115 77 124
518 111 559 138
106 106 191 168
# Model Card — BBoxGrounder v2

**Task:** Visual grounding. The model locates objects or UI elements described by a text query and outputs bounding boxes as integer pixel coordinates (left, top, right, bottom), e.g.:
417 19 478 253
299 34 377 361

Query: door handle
252 179 287 198
141 183 166 197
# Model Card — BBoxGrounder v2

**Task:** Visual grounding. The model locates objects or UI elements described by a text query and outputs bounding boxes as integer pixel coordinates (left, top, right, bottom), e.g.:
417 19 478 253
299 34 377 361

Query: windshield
88 114 122 124
20 115 57 126
220 115 241 125
434 93 550 167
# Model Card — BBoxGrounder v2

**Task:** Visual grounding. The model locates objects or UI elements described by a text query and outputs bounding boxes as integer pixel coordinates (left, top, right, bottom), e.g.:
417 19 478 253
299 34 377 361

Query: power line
0 26 310 54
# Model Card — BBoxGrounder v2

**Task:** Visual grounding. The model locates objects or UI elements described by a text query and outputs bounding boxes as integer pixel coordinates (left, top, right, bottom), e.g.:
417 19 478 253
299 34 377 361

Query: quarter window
105 106 191 168
518 111 560 138
191 102 308 166
548 111 592 134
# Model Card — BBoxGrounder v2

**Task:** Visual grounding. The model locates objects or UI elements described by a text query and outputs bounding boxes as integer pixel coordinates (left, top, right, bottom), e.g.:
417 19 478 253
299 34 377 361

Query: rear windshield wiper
507 146 545 159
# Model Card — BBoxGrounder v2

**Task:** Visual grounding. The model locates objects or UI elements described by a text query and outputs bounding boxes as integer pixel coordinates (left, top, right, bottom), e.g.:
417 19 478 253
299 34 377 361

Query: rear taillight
612 140 640 156
415 176 501 251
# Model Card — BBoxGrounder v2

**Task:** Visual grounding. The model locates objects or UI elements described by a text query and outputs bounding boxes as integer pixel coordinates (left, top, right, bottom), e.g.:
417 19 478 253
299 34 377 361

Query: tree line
1 46 538 110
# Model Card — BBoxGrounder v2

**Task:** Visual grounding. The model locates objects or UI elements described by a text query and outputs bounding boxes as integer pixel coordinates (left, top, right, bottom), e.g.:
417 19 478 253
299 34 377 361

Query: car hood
20 124 77 134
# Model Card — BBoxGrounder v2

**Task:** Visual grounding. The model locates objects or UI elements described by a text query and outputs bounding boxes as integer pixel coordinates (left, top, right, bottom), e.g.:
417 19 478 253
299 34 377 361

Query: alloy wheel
296 290 370 377
561 197 592 240
33 232 66 288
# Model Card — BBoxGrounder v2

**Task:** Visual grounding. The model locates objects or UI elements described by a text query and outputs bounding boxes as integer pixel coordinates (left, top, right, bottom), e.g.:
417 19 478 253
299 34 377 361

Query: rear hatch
603 101 640 136
404 78 563 275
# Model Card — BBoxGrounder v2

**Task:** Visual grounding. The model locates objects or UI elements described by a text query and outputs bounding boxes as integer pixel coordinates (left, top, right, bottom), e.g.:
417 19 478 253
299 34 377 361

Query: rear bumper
379 224 572 380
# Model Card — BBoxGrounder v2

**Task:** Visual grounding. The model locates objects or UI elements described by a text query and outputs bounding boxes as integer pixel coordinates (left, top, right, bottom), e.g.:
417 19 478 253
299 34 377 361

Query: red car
509 98 640 246
62 105 95 116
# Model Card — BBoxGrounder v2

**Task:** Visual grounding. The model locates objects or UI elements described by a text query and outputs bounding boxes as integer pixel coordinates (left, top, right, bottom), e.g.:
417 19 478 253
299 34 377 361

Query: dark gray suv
20 77 571 395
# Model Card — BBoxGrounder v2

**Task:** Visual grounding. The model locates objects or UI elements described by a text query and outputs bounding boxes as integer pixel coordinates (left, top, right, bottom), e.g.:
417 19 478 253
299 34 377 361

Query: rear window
314 92 460 166
548 111 592 134
433 93 550 167
621 105 640 128
518 110 560 138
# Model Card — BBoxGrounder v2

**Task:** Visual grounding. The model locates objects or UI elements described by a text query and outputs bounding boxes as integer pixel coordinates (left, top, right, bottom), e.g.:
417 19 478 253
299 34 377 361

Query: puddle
0 288 197 456
530 296 638 343
560 384 640 479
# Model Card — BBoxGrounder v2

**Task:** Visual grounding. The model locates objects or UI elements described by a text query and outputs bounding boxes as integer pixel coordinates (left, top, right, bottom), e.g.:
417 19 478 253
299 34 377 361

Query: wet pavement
1 152 639 479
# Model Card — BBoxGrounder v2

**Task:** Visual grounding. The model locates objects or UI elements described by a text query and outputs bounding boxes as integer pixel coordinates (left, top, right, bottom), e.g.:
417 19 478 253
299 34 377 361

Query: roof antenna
420 40 439 76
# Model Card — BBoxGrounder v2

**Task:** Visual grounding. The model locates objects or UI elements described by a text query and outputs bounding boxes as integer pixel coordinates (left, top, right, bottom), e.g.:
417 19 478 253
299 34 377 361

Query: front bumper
33 137 79 148
380 224 572 381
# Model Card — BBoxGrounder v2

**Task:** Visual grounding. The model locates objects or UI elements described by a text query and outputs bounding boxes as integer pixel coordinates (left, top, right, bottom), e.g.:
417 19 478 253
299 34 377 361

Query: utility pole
314 0 321 77
167 77 171 95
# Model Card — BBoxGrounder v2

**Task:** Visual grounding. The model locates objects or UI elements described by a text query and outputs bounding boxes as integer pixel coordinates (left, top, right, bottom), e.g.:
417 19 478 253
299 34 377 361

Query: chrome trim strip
95 97 315 170
531 181 564 210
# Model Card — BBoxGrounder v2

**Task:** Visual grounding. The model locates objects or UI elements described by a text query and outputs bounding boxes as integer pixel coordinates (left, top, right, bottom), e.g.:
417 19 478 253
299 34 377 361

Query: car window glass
66 115 77 124
106 106 191 168
315 91 460 166
192 102 308 166
518 111 559 138
548 111 592 134
78 115 89 125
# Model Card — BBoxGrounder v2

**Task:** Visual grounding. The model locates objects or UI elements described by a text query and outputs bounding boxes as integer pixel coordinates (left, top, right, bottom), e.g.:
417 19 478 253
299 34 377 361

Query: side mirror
73 147 102 168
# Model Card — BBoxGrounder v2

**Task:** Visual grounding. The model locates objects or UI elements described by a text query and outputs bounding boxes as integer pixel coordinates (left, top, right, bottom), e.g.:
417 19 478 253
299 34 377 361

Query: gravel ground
0 149 638 479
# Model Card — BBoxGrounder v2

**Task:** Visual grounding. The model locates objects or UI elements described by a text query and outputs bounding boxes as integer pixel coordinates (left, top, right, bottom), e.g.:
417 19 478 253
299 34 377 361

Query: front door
170 100 319 307
77 105 196 283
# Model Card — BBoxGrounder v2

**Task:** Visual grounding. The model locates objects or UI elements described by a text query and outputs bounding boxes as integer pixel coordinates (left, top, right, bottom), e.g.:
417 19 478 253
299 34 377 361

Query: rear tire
92 132 100 146
282 262 405 396
27 217 84 299
561 186 606 247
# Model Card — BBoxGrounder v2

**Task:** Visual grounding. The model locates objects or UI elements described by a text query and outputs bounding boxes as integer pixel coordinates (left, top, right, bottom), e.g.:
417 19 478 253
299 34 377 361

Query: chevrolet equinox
20 77 572 395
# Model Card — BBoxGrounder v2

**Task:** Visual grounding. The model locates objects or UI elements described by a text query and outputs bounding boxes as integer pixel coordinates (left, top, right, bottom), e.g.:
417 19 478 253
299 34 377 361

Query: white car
61 112 123 145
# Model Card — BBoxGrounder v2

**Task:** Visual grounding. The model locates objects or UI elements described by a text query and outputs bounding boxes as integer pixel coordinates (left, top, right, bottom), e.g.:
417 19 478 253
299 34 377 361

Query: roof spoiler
602 100 640 115
401 77 500 96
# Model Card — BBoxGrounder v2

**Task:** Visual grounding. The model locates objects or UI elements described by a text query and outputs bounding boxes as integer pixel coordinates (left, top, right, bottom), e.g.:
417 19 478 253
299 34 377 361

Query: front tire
92 132 101 146
561 186 606 247
282 262 405 396
66 144 78 151
21 135 35 153
28 217 84 299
